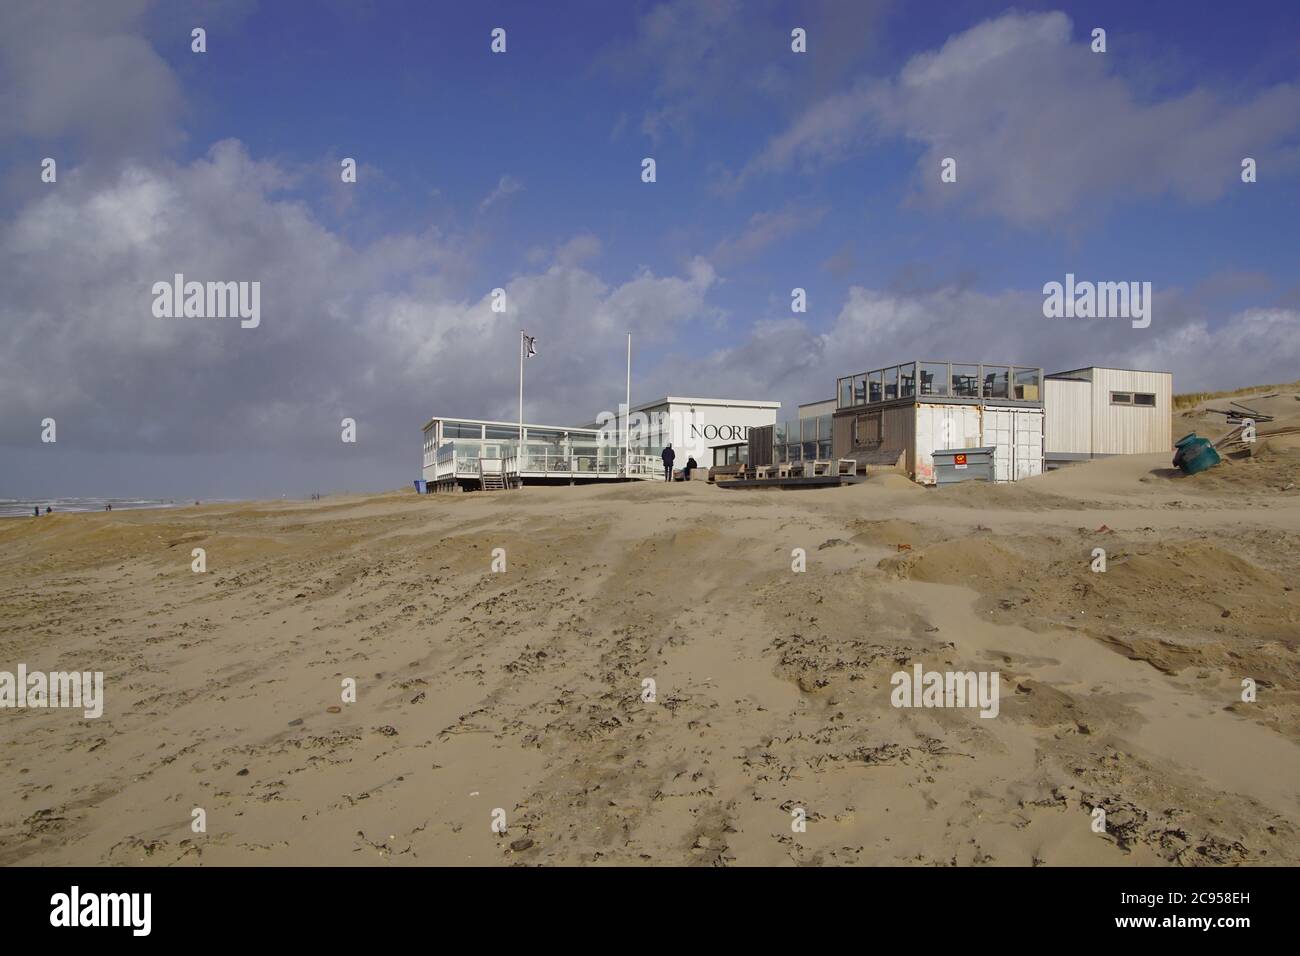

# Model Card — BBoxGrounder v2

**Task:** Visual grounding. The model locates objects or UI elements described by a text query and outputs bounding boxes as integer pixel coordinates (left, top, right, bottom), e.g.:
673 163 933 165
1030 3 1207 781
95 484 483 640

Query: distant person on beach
661 444 675 482
105 503 112 511
45 506 51 514
684 456 697 481
33 506 39 517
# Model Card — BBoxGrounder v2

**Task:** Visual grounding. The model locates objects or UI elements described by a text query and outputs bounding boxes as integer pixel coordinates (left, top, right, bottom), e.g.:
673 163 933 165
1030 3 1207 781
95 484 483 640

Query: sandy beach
2 394 1298 867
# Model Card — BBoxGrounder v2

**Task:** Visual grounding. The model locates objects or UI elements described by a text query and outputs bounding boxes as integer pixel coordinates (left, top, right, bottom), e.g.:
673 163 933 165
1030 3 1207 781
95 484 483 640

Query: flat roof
629 395 781 413
421 415 596 434
1047 366 1173 378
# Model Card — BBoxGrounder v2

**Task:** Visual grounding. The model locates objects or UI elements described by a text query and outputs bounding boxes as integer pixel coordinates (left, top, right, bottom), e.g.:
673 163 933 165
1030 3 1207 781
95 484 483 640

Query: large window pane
869 370 883 403
444 421 484 439
484 425 519 439
839 378 852 408
951 364 979 397
884 367 899 401
1013 368 1041 401
818 414 831 440
920 362 949 396
853 374 867 405
899 363 916 398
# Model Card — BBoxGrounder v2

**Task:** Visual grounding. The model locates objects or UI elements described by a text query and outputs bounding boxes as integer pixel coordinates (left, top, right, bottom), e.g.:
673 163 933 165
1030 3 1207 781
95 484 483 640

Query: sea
0 498 241 518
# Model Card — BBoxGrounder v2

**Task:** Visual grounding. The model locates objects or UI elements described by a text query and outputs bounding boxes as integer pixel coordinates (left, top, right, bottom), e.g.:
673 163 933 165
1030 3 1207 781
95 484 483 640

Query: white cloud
732 11 1300 224
479 174 523 211
0 144 723 460
710 203 828 266
0 0 183 159
667 283 1300 409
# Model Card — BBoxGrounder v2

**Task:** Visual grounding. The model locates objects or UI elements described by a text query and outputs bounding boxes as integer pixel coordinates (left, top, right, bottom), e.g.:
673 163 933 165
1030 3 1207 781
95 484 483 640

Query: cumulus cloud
667 282 1300 411
730 11 1300 224
0 0 183 160
0 143 723 475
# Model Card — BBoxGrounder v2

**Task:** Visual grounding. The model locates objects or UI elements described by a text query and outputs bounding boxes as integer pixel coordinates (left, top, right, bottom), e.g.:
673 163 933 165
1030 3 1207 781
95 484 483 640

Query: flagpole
518 330 524 445
624 333 631 475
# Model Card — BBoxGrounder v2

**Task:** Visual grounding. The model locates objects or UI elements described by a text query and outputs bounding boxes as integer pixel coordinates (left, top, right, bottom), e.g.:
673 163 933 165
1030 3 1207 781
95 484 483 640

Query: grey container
933 446 995 484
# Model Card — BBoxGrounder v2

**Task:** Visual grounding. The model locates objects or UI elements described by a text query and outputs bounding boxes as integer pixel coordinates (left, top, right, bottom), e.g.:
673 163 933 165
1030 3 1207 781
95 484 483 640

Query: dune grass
1173 381 1300 410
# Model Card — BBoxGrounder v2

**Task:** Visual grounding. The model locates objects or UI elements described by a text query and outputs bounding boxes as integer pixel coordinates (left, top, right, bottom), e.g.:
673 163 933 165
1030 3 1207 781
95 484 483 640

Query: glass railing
435 439 624 476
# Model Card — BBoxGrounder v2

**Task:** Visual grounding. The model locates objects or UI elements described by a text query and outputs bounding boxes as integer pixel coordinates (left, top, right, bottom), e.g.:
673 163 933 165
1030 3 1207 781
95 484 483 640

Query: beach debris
326 705 342 714
509 837 534 852
288 718 303 726
1095 524 1113 534
1173 433 1221 474
896 543 912 552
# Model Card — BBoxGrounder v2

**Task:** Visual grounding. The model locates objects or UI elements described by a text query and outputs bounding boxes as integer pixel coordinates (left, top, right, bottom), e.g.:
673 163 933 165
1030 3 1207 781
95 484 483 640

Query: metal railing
433 441 674 482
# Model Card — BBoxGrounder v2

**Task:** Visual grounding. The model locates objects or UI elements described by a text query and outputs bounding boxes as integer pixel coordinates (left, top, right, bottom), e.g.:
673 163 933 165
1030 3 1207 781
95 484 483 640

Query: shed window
1111 391 1156 406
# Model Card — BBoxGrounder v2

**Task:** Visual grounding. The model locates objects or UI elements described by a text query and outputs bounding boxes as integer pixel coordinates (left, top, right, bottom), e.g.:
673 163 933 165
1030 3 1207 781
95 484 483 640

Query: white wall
1090 369 1172 454
1045 378 1093 454
638 401 778 467
914 403 982 483
913 403 1042 484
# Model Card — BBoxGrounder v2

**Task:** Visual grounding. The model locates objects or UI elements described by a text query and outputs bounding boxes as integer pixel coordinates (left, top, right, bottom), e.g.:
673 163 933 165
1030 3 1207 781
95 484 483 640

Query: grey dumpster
933 446 994 484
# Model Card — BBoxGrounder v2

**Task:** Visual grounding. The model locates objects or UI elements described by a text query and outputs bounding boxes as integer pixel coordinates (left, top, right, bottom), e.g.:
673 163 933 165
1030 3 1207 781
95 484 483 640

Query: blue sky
2 0 1298 498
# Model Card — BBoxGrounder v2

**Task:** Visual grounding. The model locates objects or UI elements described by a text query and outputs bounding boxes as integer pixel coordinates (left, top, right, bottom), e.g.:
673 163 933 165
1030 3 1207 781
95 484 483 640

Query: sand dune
1 449 1297 866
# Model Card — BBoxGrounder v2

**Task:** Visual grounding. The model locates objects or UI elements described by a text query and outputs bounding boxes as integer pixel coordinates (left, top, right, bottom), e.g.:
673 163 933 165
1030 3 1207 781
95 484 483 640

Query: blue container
413 479 428 494
1173 433 1220 475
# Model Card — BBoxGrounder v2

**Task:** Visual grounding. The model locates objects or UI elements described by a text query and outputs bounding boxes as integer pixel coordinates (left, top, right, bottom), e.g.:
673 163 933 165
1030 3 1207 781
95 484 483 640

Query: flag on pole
524 334 537 358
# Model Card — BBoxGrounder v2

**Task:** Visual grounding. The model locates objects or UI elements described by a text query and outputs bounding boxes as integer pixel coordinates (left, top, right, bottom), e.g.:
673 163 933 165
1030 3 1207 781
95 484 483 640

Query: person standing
661 444 675 482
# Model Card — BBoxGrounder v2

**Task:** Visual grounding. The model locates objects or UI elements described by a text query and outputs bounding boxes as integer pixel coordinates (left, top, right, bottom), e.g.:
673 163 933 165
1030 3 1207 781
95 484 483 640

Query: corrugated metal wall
914 403 982 483
983 407 1045 480
1090 369 1172 454
1044 378 1093 454
748 424 774 467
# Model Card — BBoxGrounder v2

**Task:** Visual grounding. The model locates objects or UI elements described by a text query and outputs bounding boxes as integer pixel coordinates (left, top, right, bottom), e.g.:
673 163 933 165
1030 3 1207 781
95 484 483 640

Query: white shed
1045 367 1172 461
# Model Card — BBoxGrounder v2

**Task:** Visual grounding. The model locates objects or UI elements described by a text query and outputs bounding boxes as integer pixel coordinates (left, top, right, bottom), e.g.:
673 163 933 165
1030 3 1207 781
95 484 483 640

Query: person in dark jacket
661 444 675 481
683 456 698 481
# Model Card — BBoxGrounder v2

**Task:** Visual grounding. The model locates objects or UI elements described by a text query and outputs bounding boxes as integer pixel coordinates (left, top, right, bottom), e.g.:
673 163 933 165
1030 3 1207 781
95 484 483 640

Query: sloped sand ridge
0 471 1297 866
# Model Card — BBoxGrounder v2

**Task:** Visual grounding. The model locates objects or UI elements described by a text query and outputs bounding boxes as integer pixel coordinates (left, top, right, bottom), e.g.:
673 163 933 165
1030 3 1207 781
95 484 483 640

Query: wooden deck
715 474 868 490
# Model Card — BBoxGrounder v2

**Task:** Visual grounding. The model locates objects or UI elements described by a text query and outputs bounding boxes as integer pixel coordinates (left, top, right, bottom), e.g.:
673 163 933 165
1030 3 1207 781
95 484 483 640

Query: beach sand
2 401 1298 866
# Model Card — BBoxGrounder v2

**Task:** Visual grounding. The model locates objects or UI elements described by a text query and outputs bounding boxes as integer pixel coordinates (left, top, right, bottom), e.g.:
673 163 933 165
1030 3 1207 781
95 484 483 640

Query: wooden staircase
478 456 510 491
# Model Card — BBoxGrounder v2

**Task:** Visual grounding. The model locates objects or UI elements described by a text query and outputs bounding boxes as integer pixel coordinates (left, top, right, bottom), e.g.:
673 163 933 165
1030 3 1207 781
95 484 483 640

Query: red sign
954 453 967 465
